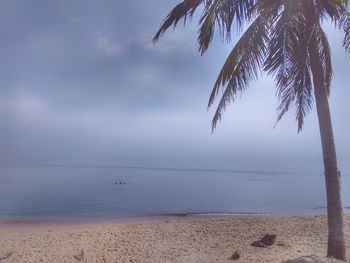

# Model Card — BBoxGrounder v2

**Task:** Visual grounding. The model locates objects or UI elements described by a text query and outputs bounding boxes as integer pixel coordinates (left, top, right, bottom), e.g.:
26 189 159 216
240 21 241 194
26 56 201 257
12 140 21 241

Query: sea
0 165 349 221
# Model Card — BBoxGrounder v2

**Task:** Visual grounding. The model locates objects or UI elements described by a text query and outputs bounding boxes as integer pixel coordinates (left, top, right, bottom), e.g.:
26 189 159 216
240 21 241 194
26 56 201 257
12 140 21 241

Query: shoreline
1 214 349 262
0 210 331 228
0 213 269 230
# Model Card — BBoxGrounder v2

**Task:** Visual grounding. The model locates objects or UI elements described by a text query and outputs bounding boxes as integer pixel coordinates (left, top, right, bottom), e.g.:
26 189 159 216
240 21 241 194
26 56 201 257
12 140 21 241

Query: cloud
95 36 125 55
94 24 197 57
0 91 47 115
134 26 198 54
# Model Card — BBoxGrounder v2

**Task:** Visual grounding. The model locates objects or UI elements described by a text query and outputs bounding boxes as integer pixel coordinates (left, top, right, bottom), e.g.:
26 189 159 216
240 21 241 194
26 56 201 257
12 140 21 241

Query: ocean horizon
1 165 349 221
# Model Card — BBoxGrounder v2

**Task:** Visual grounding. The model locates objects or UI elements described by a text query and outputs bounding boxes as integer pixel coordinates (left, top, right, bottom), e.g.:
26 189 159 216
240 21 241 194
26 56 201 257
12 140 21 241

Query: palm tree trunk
309 37 346 260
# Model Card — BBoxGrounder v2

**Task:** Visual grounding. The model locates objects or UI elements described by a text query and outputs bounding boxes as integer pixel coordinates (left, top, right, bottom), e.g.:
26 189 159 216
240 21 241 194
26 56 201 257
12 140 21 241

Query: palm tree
154 0 350 260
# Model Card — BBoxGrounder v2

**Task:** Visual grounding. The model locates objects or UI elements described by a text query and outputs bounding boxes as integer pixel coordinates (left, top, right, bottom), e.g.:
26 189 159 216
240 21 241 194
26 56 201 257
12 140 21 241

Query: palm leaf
264 0 313 132
153 0 257 53
314 0 346 19
209 14 269 131
198 0 223 54
315 24 333 95
293 42 313 132
340 10 350 54
153 0 349 133
153 0 203 43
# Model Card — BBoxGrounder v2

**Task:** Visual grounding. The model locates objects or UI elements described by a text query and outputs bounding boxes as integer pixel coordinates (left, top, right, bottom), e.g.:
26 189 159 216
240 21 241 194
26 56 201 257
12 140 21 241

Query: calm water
0 166 349 220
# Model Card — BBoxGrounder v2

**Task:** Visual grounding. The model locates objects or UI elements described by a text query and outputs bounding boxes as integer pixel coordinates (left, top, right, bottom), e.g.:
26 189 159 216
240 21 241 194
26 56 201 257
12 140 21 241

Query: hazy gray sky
0 0 349 173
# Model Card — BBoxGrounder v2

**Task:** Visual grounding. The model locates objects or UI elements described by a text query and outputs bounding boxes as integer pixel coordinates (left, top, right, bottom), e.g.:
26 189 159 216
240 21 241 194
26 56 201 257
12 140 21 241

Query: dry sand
1 215 350 263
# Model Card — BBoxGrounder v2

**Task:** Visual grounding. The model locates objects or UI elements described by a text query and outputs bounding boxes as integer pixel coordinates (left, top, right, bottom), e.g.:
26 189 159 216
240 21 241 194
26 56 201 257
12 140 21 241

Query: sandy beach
0 215 349 263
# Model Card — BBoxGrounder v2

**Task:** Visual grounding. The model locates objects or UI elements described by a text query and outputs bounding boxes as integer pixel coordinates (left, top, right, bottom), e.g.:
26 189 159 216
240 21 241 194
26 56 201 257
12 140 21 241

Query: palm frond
253 0 284 16
153 0 257 53
209 14 269 131
153 0 349 133
197 0 223 54
339 10 350 54
153 0 203 43
293 45 313 132
315 24 333 95
198 0 256 54
263 0 313 132
314 0 346 20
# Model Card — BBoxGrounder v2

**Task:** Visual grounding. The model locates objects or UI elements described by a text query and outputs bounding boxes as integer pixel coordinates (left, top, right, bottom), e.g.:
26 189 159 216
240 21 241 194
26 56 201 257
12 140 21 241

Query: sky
0 0 349 173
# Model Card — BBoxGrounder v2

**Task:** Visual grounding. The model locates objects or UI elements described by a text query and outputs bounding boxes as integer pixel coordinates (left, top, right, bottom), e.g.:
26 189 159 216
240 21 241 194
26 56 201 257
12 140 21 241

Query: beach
1 215 350 263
